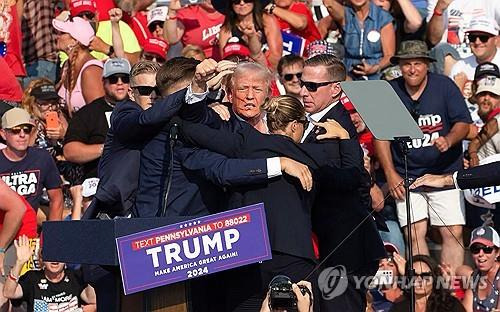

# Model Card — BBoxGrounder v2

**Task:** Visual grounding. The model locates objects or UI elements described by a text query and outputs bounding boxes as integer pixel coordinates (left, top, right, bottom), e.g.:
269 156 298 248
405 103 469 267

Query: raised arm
163 0 185 45
322 0 345 26
426 0 452 46
262 13 283 69
396 0 423 34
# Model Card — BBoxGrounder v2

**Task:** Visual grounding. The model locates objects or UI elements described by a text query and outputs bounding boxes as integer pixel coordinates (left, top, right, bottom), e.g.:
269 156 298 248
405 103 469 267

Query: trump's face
229 73 268 121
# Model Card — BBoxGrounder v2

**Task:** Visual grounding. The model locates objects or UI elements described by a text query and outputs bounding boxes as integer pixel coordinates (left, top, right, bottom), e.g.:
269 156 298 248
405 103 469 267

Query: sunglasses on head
232 0 253 4
470 244 495 255
133 86 160 97
7 125 34 135
107 74 130 84
299 80 338 92
283 72 302 82
468 33 493 44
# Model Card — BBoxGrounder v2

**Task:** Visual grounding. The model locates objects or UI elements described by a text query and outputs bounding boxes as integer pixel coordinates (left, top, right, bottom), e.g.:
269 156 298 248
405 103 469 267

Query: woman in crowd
164 0 224 60
323 0 395 80
390 254 465 312
462 226 500 312
53 17 104 116
266 0 321 50
215 0 283 69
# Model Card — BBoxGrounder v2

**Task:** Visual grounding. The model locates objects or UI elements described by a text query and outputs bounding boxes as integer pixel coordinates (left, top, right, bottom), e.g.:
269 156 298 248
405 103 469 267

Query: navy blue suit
457 162 500 189
304 101 385 312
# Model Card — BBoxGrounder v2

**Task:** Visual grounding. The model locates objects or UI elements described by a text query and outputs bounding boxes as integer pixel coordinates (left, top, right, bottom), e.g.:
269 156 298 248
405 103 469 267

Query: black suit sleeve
457 162 500 189
112 89 187 142
178 148 269 187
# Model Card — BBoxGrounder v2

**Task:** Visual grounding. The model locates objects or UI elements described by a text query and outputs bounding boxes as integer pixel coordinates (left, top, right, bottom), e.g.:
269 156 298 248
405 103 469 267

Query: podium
43 217 193 312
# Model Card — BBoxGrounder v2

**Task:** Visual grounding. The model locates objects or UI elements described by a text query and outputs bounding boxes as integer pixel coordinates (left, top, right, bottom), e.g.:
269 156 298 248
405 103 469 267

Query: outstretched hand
314 119 349 140
410 173 454 189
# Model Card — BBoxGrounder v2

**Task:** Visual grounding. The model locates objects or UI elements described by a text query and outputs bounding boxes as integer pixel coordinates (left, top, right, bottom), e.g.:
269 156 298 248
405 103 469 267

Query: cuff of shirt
185 84 209 104
452 171 459 189
266 157 282 178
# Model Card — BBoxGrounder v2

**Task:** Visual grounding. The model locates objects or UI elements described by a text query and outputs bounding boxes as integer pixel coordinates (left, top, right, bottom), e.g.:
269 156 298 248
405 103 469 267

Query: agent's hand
293 281 313 312
314 118 350 140
206 60 237 90
410 173 454 189
192 58 218 93
208 102 230 121
280 157 313 191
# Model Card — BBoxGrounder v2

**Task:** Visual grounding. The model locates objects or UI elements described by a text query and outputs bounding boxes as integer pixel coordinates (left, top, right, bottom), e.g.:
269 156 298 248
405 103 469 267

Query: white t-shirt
427 0 500 58
450 48 500 80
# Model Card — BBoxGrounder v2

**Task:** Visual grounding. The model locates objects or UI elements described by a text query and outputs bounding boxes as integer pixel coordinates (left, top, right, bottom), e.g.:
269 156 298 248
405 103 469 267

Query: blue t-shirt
389 72 472 178
0 147 61 210
343 2 393 80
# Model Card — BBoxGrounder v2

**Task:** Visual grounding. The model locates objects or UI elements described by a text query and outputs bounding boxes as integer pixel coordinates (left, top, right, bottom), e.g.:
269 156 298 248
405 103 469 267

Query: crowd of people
0 0 499 311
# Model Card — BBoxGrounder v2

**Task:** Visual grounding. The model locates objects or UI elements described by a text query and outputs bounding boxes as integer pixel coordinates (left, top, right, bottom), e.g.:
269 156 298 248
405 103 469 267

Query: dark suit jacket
304 101 386 274
457 162 500 189
179 116 363 261
94 89 188 216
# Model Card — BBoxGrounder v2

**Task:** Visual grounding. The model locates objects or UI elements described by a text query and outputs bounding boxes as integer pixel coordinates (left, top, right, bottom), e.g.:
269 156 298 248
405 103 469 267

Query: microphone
169 123 179 142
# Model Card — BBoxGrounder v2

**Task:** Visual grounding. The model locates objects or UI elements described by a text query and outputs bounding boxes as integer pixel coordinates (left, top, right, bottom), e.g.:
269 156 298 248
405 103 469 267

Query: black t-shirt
18 269 87 312
389 296 465 312
64 97 113 180
0 147 61 210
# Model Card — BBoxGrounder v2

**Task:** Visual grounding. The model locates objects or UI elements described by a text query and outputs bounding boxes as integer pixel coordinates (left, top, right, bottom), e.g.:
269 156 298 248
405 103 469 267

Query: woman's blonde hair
263 95 305 132
21 78 57 120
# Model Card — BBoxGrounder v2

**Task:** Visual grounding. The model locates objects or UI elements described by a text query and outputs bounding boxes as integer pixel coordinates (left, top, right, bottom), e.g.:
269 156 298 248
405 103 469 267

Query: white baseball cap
477 76 500 96
466 16 500 36
147 6 168 27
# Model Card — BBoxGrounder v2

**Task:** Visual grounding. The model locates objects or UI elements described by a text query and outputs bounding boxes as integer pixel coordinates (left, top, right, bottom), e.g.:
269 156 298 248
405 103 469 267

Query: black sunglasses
297 119 309 128
76 12 95 20
107 74 130 84
133 86 160 96
7 125 34 135
299 80 338 92
283 72 302 82
414 272 433 280
148 21 164 34
232 0 253 4
470 245 495 255
468 33 493 44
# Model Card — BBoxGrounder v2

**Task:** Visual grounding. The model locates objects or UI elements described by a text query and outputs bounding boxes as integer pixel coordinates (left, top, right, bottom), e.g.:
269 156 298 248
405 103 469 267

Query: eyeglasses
107 74 130 84
76 12 95 20
142 53 166 64
36 99 59 108
414 272 433 281
470 245 495 255
283 72 302 81
133 86 160 97
232 0 253 4
7 125 34 135
299 80 338 92
468 33 493 44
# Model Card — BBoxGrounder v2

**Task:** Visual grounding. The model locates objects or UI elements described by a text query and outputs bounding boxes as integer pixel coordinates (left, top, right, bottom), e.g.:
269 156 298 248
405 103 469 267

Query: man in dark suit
299 54 386 311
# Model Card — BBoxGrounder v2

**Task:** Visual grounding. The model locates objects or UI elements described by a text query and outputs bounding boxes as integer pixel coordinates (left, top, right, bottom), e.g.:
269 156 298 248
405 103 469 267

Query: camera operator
260 280 313 312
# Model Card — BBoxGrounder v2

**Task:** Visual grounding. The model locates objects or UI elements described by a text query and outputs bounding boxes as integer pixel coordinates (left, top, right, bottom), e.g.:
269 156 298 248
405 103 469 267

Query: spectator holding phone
164 0 224 60
323 0 395 80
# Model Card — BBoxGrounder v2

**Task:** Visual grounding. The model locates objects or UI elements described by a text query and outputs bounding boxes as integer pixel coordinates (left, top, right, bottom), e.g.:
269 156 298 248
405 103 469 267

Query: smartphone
45 111 59 130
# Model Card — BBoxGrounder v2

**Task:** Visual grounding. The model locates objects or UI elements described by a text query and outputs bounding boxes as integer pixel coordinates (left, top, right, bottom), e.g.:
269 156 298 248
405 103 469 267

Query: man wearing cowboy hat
374 40 472 271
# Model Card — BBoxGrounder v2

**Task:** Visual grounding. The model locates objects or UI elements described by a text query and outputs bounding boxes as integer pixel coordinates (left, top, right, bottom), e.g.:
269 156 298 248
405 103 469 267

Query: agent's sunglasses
299 80 338 92
133 86 160 96
470 245 495 255
297 119 309 128
232 0 253 4
283 72 302 81
7 125 34 135
106 74 130 84
468 33 493 43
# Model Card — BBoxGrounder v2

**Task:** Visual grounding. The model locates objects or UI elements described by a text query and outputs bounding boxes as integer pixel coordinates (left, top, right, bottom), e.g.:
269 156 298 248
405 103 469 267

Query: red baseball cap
69 0 97 17
143 38 168 58
222 43 250 60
